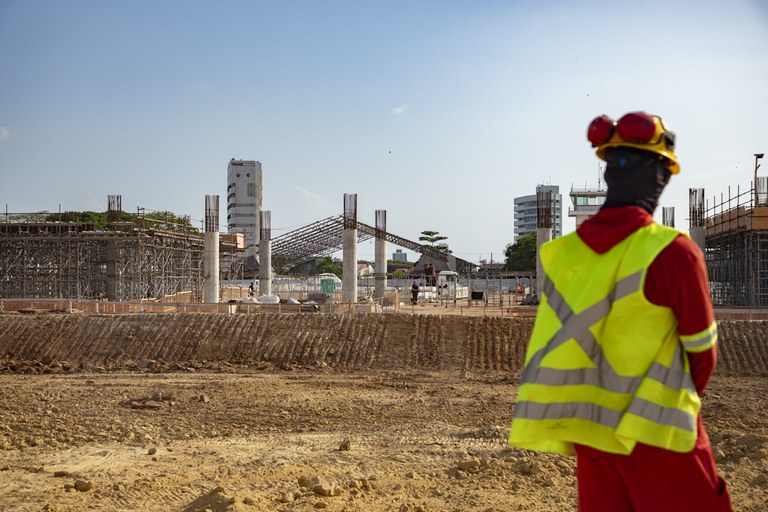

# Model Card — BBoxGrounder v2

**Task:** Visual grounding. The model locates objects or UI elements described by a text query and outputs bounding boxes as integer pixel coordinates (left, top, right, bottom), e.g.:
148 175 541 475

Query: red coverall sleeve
645 235 717 396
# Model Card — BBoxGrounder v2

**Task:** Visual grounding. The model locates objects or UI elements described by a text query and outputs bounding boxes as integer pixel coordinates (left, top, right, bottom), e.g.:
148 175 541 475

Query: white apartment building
513 185 562 241
226 159 263 249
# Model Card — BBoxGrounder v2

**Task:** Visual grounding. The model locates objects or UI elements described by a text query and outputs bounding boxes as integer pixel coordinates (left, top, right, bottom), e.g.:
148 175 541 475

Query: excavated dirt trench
0 313 766 376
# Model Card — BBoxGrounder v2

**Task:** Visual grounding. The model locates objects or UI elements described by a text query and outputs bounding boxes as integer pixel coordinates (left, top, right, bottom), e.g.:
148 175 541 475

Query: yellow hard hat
587 112 679 174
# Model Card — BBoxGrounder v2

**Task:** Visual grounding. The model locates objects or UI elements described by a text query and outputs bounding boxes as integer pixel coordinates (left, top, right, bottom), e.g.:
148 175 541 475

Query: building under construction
0 197 243 302
693 178 768 307
0 193 476 302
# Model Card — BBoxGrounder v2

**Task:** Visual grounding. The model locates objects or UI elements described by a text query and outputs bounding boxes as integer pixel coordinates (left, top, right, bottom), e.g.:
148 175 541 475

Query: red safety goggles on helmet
587 111 679 174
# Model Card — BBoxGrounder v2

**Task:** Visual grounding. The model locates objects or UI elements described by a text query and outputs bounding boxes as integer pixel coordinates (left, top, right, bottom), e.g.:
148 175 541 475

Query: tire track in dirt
463 317 532 372
0 315 765 376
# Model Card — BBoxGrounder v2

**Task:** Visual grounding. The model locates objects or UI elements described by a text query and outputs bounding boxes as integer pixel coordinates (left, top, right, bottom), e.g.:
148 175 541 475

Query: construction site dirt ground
0 312 767 511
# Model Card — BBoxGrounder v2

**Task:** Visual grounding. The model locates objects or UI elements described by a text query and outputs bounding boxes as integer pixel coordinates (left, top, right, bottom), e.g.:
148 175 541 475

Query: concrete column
374 209 387 298
342 194 358 303
258 239 271 296
536 227 551 298
690 227 706 253
203 195 220 304
662 207 675 228
258 210 272 296
343 227 358 303
535 188 553 300
689 188 705 254
105 194 121 301
375 238 386 298
203 231 220 303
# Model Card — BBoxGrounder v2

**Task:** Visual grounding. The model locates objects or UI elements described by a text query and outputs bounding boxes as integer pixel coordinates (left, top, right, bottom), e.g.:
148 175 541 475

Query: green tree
35 209 199 233
138 210 197 232
315 256 342 277
419 230 448 246
419 230 452 253
505 232 537 271
45 211 109 227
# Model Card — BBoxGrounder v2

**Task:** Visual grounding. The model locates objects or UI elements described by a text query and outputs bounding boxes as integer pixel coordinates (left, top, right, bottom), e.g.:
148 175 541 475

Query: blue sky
2 0 767 263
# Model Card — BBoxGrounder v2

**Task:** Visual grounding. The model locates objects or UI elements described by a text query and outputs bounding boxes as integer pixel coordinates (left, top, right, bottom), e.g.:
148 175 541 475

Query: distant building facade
514 185 562 241
568 184 606 228
226 159 263 249
392 249 408 262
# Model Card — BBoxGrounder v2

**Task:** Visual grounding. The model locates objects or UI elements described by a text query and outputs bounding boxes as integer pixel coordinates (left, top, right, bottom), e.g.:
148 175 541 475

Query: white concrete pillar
690 226 706 254
343 227 358 303
259 238 272 296
374 209 387 298
375 238 386 298
342 194 358 303
203 195 220 304
203 231 220 303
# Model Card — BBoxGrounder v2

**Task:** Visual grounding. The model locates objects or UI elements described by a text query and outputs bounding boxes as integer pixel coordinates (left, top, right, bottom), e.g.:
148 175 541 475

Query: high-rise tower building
226 159 263 250
513 185 562 241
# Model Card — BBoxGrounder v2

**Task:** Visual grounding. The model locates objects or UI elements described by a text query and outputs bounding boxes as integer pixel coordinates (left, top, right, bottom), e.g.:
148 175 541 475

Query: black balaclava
602 147 672 214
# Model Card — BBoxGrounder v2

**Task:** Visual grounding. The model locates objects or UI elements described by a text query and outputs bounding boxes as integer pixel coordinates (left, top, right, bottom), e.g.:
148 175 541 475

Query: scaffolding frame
703 180 768 306
0 217 241 301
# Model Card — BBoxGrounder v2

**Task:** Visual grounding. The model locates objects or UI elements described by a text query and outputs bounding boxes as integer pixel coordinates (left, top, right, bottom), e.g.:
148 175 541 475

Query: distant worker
508 111 732 511
424 261 436 286
411 280 420 305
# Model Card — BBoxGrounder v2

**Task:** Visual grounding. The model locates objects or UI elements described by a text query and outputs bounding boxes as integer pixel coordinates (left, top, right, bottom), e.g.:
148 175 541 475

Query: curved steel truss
270 215 475 273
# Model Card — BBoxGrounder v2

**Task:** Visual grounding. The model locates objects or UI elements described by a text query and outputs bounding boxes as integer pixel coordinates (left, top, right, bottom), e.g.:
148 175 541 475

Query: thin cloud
0 127 10 140
390 104 407 116
295 186 334 215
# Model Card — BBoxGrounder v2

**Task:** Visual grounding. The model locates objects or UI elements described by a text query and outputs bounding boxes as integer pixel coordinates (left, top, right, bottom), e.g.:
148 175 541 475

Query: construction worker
508 112 732 511
411 280 420 305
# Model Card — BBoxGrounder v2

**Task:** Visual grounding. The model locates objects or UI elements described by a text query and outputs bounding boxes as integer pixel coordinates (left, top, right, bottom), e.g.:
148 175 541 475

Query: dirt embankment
0 314 766 376
0 313 766 511
0 314 531 373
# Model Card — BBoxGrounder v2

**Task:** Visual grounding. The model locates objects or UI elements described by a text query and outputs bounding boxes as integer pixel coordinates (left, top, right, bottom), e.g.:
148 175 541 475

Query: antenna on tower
597 163 603 190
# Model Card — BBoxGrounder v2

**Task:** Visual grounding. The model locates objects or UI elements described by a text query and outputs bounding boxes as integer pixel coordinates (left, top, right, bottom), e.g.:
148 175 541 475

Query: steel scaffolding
703 180 768 306
0 217 242 301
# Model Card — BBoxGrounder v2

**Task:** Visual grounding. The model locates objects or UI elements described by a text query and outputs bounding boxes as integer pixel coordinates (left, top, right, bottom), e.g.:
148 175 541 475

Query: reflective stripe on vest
680 324 718 352
517 271 697 433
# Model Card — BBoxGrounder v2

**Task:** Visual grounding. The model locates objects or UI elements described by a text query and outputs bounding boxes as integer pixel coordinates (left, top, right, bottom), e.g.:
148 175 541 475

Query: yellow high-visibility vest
508 223 717 456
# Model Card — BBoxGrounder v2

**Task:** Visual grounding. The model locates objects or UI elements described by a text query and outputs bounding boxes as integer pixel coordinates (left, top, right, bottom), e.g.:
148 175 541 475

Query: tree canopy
418 230 448 246
504 232 536 271
315 256 342 277
15 209 200 232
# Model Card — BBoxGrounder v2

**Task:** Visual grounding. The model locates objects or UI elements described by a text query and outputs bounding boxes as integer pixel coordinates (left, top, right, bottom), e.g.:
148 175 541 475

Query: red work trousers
575 436 732 512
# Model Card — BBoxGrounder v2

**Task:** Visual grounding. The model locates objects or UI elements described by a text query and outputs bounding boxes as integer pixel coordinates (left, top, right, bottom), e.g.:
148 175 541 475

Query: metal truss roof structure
270 215 476 273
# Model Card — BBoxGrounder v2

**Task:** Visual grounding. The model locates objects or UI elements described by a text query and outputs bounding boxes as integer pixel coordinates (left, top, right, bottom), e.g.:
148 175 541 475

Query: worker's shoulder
650 233 705 279
659 231 704 261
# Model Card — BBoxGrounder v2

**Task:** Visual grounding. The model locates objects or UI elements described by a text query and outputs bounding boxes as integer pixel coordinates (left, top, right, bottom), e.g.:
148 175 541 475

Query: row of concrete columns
204 193 389 304
343 195 389 303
